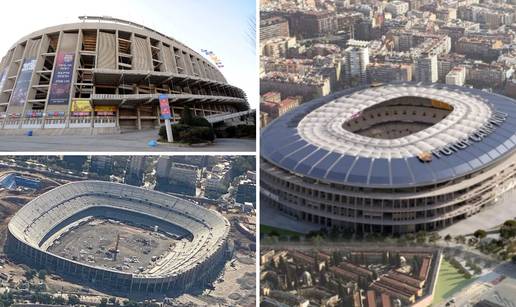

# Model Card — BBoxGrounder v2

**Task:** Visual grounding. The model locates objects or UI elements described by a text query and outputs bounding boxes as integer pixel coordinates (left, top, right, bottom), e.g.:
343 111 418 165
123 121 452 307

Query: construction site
47 217 181 274
6 181 232 297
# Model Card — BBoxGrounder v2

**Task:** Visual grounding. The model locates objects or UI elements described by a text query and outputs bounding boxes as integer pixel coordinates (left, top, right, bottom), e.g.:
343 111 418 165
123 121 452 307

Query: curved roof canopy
261 83 516 188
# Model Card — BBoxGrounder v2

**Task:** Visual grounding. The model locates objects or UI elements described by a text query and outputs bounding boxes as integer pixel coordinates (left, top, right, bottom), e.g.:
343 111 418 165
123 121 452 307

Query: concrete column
156 105 161 126
136 107 141 130
116 108 120 128
91 108 95 128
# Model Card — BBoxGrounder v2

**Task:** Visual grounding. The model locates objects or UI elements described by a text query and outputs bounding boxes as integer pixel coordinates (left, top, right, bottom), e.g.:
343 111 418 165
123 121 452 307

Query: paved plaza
439 187 516 237
0 130 256 152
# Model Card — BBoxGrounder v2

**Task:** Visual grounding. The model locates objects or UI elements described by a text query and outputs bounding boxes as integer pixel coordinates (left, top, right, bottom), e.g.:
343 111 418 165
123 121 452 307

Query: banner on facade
0 68 7 93
48 52 75 105
159 94 171 119
71 100 92 112
431 99 453 111
94 105 116 112
94 105 116 116
10 58 36 106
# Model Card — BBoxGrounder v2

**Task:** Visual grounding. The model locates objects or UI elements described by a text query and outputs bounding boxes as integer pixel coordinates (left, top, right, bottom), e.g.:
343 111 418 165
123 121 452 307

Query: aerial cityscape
0 155 256 306
260 0 516 306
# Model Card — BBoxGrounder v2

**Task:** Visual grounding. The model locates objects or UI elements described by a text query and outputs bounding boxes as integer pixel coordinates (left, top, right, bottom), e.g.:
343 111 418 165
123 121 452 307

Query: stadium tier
261 83 516 234
7 181 230 295
0 16 248 134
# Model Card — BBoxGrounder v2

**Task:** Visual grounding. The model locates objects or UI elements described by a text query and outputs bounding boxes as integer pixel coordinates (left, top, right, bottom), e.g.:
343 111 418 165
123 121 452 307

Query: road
0 130 256 152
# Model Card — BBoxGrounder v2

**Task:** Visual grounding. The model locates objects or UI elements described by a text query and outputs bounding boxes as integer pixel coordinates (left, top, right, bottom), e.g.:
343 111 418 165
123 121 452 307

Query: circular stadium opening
342 96 454 139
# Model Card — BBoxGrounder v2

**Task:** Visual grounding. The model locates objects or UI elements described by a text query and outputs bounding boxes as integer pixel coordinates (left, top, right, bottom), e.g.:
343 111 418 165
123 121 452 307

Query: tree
180 105 194 125
455 235 466 244
504 220 516 227
38 269 47 280
474 229 487 239
444 234 452 242
123 300 138 307
500 220 516 239
54 296 66 305
68 295 80 305
99 298 108 307
415 231 427 244
429 233 441 243
0 293 14 307
311 235 324 247
109 296 119 306
24 269 37 280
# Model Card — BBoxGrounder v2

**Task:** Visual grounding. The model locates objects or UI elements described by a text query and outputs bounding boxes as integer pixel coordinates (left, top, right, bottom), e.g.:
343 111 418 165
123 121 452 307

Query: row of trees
446 256 473 279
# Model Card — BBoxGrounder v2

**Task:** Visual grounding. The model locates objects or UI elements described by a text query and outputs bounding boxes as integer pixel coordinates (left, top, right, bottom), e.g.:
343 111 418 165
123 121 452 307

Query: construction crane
109 234 121 261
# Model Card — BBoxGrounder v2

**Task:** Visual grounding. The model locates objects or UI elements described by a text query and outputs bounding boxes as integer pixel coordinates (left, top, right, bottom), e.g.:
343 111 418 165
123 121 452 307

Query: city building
261 37 297 58
124 156 145 186
466 63 511 90
437 53 466 83
205 163 231 200
367 62 412 83
156 160 198 196
260 73 331 101
455 36 503 62
261 83 516 234
89 155 112 176
261 95 301 120
287 11 339 38
260 112 270 128
260 16 290 42
343 40 370 86
236 179 257 205
385 1 410 17
445 66 466 86
415 54 438 83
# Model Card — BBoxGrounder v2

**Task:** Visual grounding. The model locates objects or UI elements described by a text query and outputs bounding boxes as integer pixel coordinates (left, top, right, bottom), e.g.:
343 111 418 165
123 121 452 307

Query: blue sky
0 0 258 107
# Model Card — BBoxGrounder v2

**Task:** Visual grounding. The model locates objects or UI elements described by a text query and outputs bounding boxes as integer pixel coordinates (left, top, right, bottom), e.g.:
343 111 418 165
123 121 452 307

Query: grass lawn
434 259 477 304
260 225 303 237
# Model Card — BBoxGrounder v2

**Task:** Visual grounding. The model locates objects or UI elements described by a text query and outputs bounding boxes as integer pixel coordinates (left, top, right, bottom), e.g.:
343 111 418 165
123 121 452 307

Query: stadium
6 180 230 295
0 16 250 135
261 83 516 234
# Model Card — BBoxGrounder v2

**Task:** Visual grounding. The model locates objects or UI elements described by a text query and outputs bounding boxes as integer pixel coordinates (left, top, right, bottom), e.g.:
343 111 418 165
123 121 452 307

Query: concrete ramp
205 110 255 124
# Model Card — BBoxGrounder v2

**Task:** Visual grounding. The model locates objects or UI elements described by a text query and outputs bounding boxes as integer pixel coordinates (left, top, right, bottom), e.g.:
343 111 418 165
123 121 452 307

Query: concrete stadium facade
6 181 230 295
0 16 249 135
261 83 516 234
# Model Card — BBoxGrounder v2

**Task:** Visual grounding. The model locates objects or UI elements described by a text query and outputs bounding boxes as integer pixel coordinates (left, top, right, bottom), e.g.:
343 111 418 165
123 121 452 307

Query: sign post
159 94 173 143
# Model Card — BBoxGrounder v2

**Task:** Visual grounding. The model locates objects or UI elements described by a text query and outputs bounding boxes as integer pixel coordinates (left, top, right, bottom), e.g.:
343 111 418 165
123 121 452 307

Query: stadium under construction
0 16 252 135
6 181 231 296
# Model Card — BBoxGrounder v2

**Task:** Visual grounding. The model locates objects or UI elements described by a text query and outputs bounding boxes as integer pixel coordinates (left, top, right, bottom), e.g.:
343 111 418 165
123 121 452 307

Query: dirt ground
48 218 178 274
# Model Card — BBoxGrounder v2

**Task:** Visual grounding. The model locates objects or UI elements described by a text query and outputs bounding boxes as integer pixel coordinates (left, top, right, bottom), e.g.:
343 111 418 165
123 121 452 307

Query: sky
0 0 258 108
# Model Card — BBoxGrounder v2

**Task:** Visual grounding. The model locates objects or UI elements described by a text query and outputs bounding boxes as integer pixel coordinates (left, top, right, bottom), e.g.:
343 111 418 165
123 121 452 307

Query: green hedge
179 126 215 143
159 123 215 144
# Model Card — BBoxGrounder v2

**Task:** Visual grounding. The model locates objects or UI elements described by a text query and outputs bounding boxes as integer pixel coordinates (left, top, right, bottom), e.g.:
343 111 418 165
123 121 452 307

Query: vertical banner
0 69 6 93
159 94 171 119
159 94 173 142
48 52 75 105
10 58 36 106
